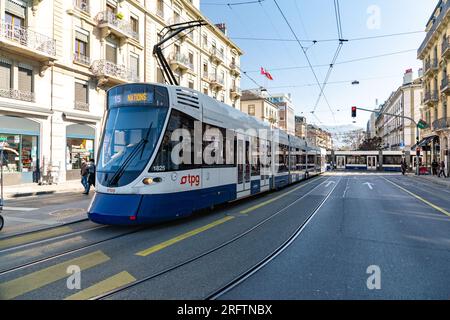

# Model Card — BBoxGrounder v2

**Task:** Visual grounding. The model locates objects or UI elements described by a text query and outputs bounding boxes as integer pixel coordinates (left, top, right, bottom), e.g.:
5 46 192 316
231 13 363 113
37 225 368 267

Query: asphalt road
0 173 449 300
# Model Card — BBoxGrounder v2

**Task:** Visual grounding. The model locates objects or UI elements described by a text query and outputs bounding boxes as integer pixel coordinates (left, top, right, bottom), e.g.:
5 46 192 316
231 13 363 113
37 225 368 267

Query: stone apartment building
0 0 242 185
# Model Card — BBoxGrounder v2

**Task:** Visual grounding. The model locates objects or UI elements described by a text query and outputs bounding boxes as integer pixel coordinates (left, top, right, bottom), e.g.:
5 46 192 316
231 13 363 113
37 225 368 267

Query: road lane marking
136 216 235 257
2 207 37 212
240 178 324 214
0 250 110 300
0 226 73 250
4 216 60 225
64 271 136 300
383 177 450 217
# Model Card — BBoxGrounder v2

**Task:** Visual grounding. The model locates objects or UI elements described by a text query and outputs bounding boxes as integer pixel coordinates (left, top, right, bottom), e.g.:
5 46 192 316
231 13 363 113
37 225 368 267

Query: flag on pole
260 67 274 80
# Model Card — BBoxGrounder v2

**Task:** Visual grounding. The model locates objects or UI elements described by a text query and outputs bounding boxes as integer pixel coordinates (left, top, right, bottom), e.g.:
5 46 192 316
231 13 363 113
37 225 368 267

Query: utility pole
353 107 423 175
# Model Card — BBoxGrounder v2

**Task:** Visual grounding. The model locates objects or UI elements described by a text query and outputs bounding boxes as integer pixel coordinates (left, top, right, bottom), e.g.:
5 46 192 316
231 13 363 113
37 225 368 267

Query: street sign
417 120 428 129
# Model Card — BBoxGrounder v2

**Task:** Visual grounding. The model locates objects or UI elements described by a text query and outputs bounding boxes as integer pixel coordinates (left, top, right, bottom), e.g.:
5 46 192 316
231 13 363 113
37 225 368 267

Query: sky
200 0 438 129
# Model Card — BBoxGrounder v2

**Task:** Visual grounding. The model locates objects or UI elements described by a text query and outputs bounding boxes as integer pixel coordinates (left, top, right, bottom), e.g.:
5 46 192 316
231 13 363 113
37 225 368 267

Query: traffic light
351 106 357 118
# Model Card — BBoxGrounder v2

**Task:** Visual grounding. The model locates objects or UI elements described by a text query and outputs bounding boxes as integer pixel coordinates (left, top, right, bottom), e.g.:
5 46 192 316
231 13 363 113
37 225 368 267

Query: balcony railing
441 77 450 93
96 11 138 40
433 117 450 131
423 90 439 104
74 101 90 112
73 53 91 65
424 59 438 75
442 39 450 57
91 60 139 82
169 52 193 71
73 0 90 14
0 21 56 57
210 47 224 62
209 73 225 86
0 88 35 102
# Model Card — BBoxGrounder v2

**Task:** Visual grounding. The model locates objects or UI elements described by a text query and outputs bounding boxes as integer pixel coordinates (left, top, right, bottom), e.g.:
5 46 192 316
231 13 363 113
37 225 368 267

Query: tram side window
346 156 366 165
383 155 402 165
251 136 260 176
150 110 200 172
277 143 289 173
202 124 234 168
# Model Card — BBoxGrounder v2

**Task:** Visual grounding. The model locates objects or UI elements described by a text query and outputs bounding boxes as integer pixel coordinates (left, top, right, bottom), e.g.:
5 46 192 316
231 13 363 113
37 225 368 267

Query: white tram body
88 84 325 225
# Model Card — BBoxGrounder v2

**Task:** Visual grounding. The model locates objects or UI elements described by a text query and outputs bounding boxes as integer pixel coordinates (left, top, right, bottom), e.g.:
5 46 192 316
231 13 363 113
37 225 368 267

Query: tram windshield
98 84 170 187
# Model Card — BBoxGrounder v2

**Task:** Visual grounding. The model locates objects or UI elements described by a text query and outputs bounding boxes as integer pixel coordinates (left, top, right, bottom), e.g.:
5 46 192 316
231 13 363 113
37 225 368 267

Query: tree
340 129 366 150
358 136 383 151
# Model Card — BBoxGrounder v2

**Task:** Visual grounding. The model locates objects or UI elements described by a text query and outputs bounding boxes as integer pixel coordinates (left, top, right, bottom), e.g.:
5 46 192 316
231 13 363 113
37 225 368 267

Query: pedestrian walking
432 159 439 176
438 160 447 178
401 159 407 175
84 159 96 195
80 158 89 193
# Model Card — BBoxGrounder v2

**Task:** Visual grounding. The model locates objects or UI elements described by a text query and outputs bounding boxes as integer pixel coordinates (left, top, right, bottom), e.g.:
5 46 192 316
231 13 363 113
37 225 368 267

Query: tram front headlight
143 178 154 185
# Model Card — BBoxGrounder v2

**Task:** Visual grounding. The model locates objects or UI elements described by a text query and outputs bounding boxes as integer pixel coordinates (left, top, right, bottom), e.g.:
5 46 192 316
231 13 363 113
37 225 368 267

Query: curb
5 188 86 200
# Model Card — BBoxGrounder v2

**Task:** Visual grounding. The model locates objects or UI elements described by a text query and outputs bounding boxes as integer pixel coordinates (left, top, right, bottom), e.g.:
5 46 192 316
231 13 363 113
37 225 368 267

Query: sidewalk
3 180 85 199
411 174 450 189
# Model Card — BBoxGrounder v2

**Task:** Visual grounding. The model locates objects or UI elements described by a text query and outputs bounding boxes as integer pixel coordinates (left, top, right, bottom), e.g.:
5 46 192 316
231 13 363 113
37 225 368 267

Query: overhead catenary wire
272 0 336 125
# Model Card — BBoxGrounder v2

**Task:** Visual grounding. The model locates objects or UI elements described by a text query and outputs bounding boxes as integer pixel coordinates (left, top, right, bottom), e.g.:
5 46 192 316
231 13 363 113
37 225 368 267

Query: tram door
237 134 251 193
336 156 346 169
367 156 377 171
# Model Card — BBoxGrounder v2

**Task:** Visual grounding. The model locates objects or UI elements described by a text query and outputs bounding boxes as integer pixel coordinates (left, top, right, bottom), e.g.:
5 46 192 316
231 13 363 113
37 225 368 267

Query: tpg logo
180 175 200 186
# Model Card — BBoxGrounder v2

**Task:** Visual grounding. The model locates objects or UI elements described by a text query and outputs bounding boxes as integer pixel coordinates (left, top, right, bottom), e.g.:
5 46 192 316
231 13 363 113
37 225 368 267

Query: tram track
91 176 337 300
0 225 144 276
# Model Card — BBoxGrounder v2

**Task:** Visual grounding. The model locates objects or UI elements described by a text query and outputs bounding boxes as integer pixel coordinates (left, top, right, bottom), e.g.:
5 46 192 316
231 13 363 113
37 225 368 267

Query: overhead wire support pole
354 106 421 176
153 20 208 86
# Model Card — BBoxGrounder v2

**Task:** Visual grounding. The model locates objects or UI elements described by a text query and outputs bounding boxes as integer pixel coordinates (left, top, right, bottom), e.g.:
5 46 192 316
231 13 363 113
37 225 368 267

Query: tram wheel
0 215 3 231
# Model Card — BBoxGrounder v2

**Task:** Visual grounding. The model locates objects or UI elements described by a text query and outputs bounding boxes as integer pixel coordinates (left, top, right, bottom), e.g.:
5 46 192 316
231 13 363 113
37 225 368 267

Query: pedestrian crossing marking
64 271 136 300
0 226 72 250
0 250 110 300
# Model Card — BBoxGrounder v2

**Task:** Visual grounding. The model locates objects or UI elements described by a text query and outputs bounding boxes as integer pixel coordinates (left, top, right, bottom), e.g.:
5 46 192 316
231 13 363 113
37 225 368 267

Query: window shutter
106 43 117 63
75 82 87 103
18 67 32 92
130 55 139 78
0 62 11 89
6 0 26 19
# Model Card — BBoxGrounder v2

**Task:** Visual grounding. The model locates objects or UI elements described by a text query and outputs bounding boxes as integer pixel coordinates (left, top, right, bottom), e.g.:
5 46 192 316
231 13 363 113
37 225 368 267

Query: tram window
277 143 289 173
150 110 200 172
202 123 234 168
346 156 366 165
238 139 244 184
251 136 260 176
245 140 251 182
383 155 402 165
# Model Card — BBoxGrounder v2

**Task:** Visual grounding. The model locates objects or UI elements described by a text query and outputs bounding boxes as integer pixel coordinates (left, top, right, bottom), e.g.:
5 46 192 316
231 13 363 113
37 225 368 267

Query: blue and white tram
88 83 324 225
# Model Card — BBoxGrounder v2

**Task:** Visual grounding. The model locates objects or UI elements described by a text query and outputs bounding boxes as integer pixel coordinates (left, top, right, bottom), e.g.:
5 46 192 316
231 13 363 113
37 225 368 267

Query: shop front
66 124 95 181
0 116 40 185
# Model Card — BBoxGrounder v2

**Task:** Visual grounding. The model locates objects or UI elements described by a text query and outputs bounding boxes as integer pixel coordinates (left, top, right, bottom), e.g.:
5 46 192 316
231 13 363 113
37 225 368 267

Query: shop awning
411 135 437 150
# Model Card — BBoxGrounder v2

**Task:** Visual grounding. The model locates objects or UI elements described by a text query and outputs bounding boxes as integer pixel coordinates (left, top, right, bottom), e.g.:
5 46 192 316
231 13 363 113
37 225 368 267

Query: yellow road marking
240 178 323 214
0 226 73 250
384 178 450 217
64 271 136 300
136 216 234 257
0 250 110 300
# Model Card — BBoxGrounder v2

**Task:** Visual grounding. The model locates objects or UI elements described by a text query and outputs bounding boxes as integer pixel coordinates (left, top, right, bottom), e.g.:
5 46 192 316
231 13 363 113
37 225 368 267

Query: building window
0 60 12 90
130 53 139 79
130 15 139 36
248 105 255 116
105 38 118 64
75 80 89 105
0 133 38 173
157 0 164 18
67 138 94 170
188 80 194 89
203 87 208 95
188 52 194 70
156 67 164 83
74 30 90 64
203 33 208 48
18 66 33 94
